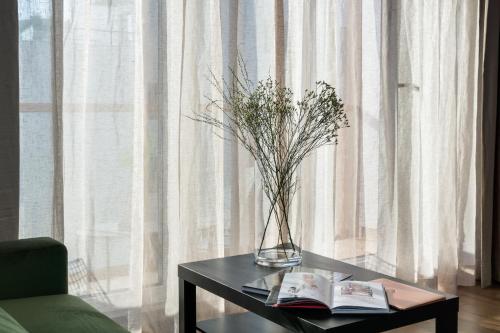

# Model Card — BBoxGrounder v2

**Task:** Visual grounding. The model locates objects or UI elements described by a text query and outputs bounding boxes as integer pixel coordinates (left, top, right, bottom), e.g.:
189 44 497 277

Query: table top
178 251 458 333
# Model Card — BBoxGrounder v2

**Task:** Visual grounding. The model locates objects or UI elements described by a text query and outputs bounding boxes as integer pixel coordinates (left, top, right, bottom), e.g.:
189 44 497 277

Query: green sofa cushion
0 295 128 333
0 307 28 333
0 237 67 300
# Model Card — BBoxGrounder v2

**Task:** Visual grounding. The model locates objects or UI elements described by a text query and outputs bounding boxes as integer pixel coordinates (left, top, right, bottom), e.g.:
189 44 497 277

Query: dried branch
189 58 348 256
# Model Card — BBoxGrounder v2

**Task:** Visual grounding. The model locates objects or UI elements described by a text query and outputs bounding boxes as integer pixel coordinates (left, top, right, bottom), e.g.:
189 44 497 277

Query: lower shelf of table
197 312 291 333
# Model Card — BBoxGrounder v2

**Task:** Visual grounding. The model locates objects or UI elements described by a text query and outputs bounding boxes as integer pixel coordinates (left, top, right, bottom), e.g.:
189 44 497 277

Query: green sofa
0 237 129 333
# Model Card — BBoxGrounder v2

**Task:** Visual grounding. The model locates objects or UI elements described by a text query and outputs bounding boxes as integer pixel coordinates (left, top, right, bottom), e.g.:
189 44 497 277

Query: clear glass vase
254 191 302 267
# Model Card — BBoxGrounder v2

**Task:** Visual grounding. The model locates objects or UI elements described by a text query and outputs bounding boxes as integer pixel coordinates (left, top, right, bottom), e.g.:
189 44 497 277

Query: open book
272 273 390 314
242 267 351 297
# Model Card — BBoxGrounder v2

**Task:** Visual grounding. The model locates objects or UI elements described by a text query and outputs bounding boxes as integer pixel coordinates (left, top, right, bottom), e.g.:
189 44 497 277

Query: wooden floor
389 284 500 332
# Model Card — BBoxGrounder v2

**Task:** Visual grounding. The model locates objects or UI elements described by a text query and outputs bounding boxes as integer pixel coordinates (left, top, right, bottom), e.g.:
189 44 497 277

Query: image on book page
332 281 388 312
277 272 333 308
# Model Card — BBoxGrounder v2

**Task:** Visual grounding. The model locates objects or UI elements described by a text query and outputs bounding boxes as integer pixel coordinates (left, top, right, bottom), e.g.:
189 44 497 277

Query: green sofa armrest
0 238 68 300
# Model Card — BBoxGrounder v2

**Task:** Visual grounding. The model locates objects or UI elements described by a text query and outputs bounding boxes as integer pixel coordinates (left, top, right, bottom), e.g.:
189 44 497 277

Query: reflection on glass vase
254 188 302 267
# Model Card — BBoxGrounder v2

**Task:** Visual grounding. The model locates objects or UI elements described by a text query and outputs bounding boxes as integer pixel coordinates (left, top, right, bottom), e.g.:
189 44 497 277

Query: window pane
18 0 54 238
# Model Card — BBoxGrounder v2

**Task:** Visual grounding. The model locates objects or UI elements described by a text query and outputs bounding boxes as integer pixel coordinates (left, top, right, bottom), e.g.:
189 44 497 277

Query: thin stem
257 194 279 256
274 206 289 261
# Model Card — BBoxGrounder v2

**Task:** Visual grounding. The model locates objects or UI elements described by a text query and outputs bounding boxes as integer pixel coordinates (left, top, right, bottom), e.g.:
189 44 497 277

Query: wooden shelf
197 312 291 333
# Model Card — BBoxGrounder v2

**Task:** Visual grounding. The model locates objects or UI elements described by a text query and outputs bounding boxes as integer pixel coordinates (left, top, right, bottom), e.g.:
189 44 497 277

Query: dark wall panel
0 0 19 241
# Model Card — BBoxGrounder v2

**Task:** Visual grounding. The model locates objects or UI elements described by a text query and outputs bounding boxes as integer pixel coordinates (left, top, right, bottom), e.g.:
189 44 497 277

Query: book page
332 281 387 310
277 273 333 308
371 278 445 310
243 266 350 295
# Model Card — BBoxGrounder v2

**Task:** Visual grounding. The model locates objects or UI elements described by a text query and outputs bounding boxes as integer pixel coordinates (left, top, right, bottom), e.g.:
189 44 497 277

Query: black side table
178 251 458 332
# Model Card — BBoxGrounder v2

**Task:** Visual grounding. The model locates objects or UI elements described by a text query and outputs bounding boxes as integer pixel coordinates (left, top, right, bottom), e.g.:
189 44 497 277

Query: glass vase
254 187 302 267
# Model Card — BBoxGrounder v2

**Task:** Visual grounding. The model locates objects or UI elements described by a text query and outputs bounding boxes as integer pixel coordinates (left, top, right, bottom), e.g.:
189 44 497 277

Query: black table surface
178 251 458 333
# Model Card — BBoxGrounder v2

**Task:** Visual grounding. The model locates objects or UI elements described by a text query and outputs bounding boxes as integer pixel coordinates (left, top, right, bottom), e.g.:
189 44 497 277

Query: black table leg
179 278 196 333
436 310 458 333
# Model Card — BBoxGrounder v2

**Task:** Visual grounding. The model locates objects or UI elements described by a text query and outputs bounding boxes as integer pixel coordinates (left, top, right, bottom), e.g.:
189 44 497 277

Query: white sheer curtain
290 0 480 291
18 0 482 332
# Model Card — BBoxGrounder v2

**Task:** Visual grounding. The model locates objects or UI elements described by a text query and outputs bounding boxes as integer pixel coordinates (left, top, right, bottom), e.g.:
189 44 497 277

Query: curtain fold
51 0 64 242
17 0 485 332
